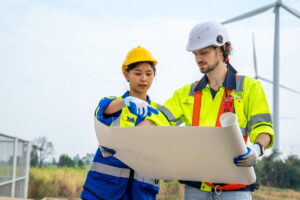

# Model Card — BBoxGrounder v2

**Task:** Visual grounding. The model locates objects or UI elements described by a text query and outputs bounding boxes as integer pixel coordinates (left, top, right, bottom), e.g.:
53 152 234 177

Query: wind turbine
221 0 300 151
252 33 300 95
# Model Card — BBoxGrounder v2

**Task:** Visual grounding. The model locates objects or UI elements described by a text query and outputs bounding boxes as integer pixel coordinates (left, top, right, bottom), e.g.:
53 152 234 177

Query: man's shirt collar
194 67 237 92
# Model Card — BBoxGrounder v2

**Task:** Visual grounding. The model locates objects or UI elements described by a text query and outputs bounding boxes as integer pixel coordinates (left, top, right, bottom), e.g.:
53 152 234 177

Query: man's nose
195 54 204 62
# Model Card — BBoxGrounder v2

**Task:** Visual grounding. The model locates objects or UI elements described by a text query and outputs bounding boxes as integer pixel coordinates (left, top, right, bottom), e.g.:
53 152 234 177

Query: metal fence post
11 138 18 198
0 133 30 198
24 142 31 198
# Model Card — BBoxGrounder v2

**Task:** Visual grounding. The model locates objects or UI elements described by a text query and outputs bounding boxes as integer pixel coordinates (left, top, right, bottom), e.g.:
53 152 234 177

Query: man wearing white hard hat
144 21 275 199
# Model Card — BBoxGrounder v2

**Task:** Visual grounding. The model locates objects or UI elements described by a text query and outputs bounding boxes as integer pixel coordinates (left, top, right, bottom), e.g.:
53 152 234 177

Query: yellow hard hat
122 46 157 73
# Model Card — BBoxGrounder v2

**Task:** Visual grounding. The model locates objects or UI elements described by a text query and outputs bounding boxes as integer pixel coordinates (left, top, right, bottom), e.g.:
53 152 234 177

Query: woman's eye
134 73 141 76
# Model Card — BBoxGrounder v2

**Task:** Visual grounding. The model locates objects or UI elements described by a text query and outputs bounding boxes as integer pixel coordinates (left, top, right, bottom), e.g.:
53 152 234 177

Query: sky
0 0 300 161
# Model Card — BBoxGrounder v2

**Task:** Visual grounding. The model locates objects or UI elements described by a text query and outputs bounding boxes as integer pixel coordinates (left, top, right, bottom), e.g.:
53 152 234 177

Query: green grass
252 186 300 200
28 167 300 200
28 167 89 199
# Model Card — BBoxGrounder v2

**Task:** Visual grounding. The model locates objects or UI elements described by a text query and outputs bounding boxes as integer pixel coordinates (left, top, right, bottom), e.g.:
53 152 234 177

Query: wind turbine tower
221 0 300 151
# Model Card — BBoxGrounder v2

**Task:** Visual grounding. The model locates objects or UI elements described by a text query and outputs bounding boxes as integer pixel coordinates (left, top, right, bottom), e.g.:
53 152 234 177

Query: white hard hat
186 21 230 52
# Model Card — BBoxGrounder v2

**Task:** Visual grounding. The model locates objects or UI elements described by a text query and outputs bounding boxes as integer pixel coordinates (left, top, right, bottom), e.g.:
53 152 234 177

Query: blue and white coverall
81 91 170 200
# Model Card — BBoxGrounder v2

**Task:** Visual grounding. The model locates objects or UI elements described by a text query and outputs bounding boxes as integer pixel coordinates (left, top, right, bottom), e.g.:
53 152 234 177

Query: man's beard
199 59 220 74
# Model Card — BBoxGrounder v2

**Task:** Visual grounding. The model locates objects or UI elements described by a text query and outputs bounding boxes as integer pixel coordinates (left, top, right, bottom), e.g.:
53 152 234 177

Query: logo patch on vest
233 92 243 100
127 116 135 123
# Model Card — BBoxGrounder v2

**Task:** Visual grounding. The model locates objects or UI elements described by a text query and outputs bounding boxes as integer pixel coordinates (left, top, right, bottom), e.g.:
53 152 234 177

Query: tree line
255 150 300 190
30 136 94 168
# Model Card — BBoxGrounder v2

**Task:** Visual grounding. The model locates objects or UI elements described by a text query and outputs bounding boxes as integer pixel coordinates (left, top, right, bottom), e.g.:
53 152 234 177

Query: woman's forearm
103 99 125 115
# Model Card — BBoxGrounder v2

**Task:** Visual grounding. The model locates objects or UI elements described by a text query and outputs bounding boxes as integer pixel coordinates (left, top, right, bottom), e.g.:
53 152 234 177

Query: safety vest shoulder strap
192 72 237 127
192 74 249 191
192 83 201 126
192 86 232 127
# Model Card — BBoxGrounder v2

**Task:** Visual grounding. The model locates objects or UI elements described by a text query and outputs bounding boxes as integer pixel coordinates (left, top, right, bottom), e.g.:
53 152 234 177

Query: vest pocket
90 171 120 184
181 97 194 125
139 181 160 195
234 99 247 128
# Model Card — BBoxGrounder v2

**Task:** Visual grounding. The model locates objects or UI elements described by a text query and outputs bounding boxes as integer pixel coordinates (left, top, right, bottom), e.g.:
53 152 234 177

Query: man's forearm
254 133 271 149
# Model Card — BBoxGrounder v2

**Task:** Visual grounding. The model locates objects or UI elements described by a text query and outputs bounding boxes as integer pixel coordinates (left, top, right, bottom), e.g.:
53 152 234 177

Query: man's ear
217 46 223 56
217 46 225 60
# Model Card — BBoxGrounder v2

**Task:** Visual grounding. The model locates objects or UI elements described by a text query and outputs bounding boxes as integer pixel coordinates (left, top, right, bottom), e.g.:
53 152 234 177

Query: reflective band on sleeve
235 75 245 93
253 123 273 130
90 162 159 187
189 81 198 97
157 104 182 125
246 113 272 134
111 116 121 127
240 127 247 136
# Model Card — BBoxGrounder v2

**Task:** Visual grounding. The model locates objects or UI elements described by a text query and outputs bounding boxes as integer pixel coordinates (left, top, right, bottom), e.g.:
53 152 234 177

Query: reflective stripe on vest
189 82 198 97
157 104 182 125
192 74 248 191
111 116 121 127
90 162 159 187
235 75 245 93
240 128 247 136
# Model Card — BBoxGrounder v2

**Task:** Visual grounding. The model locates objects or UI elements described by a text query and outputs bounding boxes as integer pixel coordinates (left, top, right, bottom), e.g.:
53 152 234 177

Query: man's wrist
254 142 264 157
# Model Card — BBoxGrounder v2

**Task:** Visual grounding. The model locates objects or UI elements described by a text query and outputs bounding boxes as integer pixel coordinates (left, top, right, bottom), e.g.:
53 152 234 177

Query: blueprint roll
220 112 250 160
220 112 237 127
94 113 256 184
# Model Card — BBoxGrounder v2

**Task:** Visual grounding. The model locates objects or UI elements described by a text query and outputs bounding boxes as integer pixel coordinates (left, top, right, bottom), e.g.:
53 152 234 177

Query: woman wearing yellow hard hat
81 46 170 200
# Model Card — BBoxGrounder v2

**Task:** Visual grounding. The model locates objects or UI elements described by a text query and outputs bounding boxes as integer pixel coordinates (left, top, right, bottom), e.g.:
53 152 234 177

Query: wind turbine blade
252 33 258 79
258 76 273 84
281 3 300 18
258 76 300 95
222 3 276 24
280 116 296 119
279 84 300 95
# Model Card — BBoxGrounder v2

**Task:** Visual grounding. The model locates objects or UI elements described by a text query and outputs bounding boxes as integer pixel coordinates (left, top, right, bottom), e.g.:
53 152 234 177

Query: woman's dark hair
125 61 156 73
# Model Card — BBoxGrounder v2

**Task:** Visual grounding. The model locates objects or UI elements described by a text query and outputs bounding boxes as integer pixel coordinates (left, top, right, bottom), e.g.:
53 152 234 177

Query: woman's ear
124 71 129 82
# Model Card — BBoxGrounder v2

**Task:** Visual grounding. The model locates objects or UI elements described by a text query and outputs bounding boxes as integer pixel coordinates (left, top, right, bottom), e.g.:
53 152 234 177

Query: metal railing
0 133 31 198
